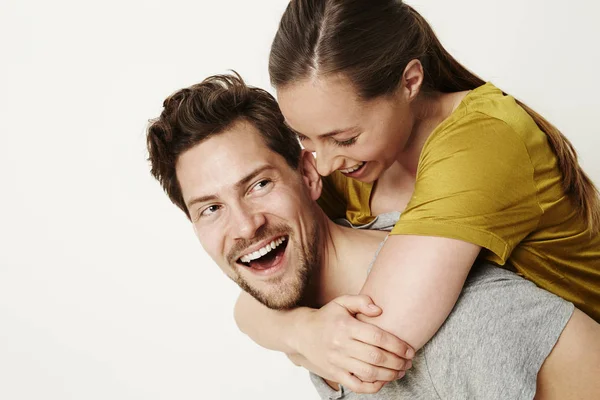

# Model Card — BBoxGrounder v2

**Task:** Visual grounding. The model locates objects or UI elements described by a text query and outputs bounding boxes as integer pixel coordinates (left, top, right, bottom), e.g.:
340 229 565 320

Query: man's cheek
269 190 302 216
196 233 221 262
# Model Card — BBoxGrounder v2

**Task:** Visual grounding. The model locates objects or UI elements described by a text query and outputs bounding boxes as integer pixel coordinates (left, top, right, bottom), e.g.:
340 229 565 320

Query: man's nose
231 203 266 240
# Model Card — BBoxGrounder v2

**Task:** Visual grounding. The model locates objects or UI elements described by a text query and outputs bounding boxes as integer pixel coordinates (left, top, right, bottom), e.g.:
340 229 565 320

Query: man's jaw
229 217 322 310
230 234 304 310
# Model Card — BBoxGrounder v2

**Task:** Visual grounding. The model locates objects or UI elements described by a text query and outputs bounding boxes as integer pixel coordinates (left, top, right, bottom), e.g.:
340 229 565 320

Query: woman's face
277 74 415 183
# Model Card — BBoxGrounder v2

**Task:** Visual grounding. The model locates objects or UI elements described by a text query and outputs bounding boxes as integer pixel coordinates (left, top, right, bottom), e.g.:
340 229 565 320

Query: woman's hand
289 294 414 394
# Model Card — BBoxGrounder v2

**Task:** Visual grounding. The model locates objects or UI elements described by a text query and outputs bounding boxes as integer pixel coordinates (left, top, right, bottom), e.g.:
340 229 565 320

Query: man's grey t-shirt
310 213 573 399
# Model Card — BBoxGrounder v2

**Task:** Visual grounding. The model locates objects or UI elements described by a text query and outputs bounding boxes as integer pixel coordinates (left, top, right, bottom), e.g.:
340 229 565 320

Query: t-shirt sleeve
391 112 543 263
317 171 348 221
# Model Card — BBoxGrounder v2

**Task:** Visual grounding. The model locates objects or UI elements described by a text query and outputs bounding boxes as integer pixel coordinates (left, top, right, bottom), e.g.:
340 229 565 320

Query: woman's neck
398 90 470 172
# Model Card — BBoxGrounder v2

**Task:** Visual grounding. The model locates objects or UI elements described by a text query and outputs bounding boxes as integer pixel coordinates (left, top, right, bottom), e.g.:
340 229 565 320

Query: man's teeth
240 237 286 263
340 162 364 174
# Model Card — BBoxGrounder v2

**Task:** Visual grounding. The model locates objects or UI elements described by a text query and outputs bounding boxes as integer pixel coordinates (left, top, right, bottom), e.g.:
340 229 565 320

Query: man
146 73 600 399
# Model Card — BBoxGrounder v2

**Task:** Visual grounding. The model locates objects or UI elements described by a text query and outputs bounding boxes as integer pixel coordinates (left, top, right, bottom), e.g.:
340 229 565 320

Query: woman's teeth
340 162 365 174
240 237 286 263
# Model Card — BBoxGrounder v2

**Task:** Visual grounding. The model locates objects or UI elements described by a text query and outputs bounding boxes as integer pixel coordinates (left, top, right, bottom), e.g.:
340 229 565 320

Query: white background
1 1 599 399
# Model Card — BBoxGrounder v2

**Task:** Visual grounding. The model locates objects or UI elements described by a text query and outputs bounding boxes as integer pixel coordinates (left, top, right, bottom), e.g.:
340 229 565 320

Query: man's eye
199 204 221 218
254 179 271 189
296 134 309 142
252 179 272 192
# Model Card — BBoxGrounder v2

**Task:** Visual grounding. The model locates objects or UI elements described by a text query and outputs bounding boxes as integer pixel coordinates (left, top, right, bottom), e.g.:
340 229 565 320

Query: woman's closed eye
332 135 358 147
295 133 316 151
296 133 310 143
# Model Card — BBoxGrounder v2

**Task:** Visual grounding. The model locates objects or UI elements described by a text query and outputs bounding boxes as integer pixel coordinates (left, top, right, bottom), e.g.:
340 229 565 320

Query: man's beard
227 221 320 310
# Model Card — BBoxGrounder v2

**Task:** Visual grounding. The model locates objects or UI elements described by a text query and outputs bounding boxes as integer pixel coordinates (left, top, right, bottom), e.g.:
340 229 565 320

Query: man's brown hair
147 72 302 219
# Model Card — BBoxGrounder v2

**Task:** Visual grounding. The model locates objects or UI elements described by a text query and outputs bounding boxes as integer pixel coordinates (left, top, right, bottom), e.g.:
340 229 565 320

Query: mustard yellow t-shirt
318 82 600 322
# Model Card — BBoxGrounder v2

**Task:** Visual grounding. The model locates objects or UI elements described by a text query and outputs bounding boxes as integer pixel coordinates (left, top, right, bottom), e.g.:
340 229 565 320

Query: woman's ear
401 59 424 102
300 150 322 201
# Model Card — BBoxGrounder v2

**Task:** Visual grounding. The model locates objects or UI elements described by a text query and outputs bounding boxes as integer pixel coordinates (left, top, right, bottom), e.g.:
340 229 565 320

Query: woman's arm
234 290 415 392
356 115 545 349
357 235 481 350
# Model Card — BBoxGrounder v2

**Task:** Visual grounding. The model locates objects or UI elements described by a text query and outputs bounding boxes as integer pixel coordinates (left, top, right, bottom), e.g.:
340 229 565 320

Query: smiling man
146 74 600 399
179 120 321 311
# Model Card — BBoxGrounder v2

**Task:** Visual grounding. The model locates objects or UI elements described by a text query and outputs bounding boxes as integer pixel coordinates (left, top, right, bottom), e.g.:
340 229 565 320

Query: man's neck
309 213 387 307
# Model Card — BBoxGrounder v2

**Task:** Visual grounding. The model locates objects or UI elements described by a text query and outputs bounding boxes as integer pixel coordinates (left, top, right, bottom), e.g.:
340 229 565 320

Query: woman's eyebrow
284 121 358 138
317 127 358 139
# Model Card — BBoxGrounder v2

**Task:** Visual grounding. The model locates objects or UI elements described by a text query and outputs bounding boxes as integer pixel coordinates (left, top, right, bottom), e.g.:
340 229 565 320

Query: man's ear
300 150 322 201
401 59 424 102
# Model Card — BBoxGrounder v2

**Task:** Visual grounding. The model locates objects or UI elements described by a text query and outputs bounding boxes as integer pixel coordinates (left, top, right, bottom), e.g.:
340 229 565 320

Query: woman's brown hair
269 0 599 233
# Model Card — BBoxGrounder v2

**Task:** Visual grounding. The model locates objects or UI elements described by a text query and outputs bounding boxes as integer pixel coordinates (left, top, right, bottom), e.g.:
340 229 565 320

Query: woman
235 0 600 393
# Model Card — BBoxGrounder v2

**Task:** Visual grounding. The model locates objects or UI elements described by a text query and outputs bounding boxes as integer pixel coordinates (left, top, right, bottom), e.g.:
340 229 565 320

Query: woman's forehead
277 77 364 137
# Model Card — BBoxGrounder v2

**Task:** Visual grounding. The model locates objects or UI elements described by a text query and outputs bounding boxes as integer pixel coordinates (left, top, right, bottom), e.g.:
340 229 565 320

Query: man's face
176 120 321 309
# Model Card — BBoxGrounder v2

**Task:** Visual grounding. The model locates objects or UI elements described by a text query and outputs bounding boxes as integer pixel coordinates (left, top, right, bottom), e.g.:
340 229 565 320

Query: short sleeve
391 112 543 264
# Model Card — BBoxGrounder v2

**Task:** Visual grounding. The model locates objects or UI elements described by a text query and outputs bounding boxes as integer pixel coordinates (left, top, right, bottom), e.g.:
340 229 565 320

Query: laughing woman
234 0 600 395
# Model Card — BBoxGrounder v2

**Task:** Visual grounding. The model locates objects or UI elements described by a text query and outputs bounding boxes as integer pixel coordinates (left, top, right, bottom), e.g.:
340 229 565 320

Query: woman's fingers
346 339 413 371
336 372 387 394
338 356 400 383
350 317 415 360
292 295 414 395
333 294 383 317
